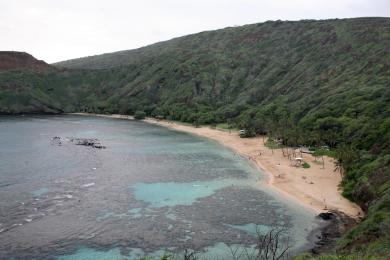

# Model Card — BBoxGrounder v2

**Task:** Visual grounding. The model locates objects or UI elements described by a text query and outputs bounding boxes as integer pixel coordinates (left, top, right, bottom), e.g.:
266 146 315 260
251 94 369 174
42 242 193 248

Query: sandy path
71 113 363 218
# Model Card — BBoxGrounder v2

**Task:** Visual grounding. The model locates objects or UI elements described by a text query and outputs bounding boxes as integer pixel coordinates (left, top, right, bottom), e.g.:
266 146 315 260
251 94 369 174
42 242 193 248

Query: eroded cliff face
0 51 55 72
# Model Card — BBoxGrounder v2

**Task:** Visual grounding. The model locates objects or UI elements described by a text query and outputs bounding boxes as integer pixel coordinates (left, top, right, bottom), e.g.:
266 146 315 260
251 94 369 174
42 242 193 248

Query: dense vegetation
1 17 389 258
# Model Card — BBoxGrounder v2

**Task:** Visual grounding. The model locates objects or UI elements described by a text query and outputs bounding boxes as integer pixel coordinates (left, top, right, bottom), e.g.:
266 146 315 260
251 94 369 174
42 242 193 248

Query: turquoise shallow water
0 115 321 259
57 247 124 260
32 187 50 197
133 179 250 207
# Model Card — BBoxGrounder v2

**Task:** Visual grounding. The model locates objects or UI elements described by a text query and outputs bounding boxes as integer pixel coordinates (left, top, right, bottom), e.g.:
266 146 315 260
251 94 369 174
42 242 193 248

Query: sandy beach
72 113 363 218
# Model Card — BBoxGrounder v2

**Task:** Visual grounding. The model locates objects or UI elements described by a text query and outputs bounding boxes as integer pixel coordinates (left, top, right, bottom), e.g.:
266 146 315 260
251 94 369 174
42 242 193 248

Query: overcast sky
0 0 389 63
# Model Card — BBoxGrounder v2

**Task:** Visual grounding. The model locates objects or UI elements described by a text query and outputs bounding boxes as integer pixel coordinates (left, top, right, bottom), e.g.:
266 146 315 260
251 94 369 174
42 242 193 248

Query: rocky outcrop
69 138 106 149
311 210 358 255
50 136 106 149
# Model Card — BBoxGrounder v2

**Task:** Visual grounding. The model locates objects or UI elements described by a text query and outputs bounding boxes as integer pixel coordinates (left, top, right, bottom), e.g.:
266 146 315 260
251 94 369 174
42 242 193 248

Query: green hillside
1 17 389 257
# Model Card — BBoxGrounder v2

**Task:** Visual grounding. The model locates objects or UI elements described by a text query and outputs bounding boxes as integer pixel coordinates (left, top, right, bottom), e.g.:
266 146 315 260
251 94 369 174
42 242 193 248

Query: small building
294 157 303 166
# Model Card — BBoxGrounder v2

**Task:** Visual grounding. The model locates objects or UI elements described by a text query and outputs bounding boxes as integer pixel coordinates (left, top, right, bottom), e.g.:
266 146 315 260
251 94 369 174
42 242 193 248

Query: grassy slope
1 17 389 257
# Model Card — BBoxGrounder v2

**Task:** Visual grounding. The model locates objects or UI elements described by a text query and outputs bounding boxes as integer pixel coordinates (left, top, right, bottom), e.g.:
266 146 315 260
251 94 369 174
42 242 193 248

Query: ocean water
0 115 322 259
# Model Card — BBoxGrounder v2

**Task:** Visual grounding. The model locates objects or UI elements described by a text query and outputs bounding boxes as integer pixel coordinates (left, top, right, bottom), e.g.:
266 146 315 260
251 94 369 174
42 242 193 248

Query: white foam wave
82 182 95 188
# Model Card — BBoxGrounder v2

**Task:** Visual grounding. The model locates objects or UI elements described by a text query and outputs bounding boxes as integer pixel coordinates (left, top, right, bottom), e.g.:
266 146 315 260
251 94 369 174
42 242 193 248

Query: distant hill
53 40 176 69
53 17 390 71
1 17 390 257
0 51 55 72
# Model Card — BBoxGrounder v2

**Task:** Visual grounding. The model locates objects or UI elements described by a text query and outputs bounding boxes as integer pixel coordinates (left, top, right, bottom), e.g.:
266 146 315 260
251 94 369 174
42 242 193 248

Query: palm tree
334 145 359 178
334 158 344 178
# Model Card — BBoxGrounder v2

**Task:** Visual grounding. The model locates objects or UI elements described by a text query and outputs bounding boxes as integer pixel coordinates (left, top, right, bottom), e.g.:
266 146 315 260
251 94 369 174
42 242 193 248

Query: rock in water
50 136 62 146
318 212 335 221
50 137 106 149
312 210 358 254
69 138 106 149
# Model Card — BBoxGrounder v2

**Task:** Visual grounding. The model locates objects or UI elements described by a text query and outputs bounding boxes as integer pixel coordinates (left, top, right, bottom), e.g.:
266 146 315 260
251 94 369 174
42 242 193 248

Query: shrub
134 111 146 120
303 162 311 168
265 139 281 149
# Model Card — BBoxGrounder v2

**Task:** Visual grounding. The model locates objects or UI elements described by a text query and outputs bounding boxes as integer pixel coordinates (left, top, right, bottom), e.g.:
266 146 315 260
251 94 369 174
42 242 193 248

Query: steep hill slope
54 17 389 72
1 17 389 257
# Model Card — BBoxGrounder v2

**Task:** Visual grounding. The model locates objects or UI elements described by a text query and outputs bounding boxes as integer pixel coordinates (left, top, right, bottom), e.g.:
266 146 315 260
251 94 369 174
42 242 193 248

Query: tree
334 145 359 178
134 110 146 120
228 227 291 260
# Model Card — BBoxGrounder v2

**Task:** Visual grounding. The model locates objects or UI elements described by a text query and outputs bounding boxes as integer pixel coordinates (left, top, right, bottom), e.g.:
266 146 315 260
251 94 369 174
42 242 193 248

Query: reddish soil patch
0 51 54 72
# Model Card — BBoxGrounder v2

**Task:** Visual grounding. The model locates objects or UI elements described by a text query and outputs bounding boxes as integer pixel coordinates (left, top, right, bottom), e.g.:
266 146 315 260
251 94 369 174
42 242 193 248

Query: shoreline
70 113 363 219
